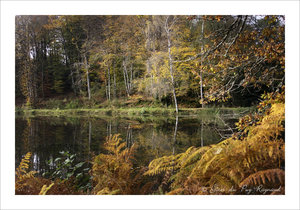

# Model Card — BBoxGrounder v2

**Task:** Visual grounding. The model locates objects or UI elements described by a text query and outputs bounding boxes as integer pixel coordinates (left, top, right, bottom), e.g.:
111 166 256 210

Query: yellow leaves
199 98 205 104
16 152 32 177
215 16 222 22
209 67 215 73
144 154 179 176
39 183 54 195
167 188 184 195
217 62 225 69
96 187 119 195
268 146 273 158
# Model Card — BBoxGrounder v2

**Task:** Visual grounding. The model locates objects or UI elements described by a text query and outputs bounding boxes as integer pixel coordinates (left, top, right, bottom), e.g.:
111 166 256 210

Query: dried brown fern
15 152 37 193
143 92 285 194
91 134 139 195
15 152 50 195
239 168 285 188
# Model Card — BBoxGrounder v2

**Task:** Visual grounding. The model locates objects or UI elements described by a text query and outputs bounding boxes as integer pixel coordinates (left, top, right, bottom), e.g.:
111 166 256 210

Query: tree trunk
25 21 35 107
86 68 91 100
129 63 133 92
125 61 130 94
84 53 91 100
200 17 205 108
200 69 204 108
122 59 130 97
113 61 117 99
70 69 76 95
107 66 111 101
165 19 178 114
105 77 108 101
146 59 154 97
41 58 45 99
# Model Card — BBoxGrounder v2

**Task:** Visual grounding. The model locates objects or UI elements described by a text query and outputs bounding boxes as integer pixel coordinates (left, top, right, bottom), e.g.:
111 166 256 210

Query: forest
15 15 285 195
16 15 284 109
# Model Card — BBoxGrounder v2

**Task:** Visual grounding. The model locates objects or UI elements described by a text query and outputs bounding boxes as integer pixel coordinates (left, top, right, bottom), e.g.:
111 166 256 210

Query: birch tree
164 15 179 114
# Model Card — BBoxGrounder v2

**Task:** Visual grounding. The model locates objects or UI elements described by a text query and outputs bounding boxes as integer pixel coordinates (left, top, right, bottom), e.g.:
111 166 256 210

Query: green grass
17 106 254 118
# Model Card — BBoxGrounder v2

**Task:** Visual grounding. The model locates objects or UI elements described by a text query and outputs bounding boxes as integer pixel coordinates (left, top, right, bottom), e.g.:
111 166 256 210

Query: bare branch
224 15 248 56
173 16 242 63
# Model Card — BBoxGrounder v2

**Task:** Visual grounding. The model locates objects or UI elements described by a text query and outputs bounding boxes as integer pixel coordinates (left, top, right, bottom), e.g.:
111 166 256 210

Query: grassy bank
16 106 254 118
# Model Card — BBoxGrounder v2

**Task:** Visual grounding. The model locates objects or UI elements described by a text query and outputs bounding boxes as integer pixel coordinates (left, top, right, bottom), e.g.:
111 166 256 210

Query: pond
15 111 245 175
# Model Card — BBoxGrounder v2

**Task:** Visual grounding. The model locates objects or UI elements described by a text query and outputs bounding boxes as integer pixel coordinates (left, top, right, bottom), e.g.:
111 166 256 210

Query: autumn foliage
144 89 285 195
15 15 285 195
90 134 137 194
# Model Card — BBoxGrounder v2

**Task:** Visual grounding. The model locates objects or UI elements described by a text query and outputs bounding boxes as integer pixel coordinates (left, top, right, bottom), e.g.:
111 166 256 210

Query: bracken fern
144 89 285 195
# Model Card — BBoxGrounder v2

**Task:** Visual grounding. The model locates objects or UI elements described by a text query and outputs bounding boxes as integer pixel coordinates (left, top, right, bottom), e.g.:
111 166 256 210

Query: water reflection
15 114 239 173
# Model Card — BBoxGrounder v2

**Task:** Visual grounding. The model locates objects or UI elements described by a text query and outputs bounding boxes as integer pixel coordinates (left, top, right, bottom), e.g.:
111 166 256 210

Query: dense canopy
15 15 284 110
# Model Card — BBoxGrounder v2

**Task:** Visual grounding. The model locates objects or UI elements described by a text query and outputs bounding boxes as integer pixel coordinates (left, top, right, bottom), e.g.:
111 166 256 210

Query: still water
15 112 241 174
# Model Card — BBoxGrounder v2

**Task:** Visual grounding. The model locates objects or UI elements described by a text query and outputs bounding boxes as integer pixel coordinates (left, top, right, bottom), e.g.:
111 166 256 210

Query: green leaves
75 162 85 169
44 151 91 191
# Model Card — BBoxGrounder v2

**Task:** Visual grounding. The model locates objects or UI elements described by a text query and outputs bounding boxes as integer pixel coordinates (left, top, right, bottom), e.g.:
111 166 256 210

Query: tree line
15 15 285 110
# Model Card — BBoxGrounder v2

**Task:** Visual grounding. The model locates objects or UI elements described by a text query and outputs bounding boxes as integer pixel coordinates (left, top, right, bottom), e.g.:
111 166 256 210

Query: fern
15 153 38 191
181 146 211 168
239 169 284 187
96 187 120 195
39 183 54 195
144 153 182 176
15 152 47 195
91 134 139 195
16 152 84 195
16 152 32 177
144 90 285 195
208 174 235 191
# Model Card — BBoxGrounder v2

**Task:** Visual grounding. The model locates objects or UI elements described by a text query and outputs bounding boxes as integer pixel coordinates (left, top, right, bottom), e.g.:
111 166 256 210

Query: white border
1 1 299 209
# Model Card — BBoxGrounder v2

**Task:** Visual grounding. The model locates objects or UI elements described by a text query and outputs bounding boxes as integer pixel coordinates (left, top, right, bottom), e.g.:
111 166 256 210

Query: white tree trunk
107 67 111 101
113 62 117 99
165 17 178 114
122 59 130 97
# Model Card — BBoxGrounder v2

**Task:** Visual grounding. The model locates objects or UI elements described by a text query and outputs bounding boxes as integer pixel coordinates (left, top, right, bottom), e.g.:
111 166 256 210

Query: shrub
44 99 64 109
44 151 92 192
65 99 80 109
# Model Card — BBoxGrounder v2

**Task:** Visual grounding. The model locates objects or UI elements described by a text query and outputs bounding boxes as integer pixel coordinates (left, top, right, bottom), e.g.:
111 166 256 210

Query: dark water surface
15 112 242 174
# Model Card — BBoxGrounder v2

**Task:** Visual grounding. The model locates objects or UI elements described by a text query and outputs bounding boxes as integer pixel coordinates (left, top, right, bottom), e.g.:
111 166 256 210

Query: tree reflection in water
15 113 240 175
